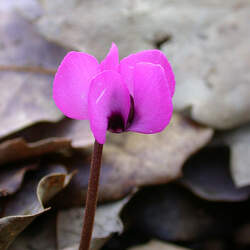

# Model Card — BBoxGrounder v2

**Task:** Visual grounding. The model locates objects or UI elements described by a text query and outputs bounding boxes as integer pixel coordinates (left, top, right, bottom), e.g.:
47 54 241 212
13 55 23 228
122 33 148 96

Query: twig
0 65 56 75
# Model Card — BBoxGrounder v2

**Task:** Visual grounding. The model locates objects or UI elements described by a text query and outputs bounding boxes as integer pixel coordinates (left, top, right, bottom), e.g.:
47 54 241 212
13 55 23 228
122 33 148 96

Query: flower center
108 113 125 133
108 96 135 133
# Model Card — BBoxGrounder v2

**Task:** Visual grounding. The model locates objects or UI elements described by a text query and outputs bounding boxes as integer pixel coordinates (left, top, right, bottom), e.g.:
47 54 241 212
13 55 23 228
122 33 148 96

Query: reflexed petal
88 70 130 144
119 50 175 97
53 51 99 119
127 63 173 134
100 43 119 72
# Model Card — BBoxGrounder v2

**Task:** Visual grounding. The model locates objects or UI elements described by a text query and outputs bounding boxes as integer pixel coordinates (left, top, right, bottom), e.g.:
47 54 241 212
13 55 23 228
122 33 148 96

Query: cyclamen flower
53 43 175 144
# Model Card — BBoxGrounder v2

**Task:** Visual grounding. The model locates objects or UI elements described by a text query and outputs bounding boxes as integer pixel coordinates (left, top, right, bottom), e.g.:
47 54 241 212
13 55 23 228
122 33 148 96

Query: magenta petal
119 50 175 97
88 70 130 144
53 51 99 119
100 43 119 72
127 62 173 134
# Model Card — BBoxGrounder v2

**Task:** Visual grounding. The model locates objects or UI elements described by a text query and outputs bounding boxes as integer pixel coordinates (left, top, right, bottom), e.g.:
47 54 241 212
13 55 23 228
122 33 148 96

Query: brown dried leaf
9 213 57 250
57 197 130 250
128 240 190 250
7 118 94 149
234 223 250 247
0 209 50 250
0 11 68 139
102 114 213 194
122 184 242 242
0 165 36 197
172 8 250 129
31 0 245 59
56 113 213 207
0 138 71 166
217 124 250 187
0 164 73 250
3 165 66 216
179 146 250 201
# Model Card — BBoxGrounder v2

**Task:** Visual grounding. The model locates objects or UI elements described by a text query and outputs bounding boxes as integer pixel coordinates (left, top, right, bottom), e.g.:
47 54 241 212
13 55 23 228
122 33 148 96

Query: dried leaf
218 124 250 187
29 0 244 59
128 240 190 250
0 164 73 250
0 10 68 139
179 146 250 201
7 118 94 149
0 165 36 197
0 0 41 19
57 197 130 250
234 223 250 247
9 213 57 250
100 116 212 201
0 138 71 165
0 209 49 250
172 8 250 129
122 184 244 242
55 113 213 207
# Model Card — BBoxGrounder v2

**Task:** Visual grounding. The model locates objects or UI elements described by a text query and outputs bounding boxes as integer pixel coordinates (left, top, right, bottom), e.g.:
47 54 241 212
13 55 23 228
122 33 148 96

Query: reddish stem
79 140 103 250
0 65 56 75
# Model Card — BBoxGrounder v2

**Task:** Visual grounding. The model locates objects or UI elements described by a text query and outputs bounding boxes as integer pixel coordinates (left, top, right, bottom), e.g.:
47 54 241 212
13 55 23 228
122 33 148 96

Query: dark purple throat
108 113 125 133
108 96 135 133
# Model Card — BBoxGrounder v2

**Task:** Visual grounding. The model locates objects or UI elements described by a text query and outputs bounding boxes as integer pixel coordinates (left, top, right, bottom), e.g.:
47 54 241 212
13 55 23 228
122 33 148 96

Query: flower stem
79 140 103 250
0 65 56 75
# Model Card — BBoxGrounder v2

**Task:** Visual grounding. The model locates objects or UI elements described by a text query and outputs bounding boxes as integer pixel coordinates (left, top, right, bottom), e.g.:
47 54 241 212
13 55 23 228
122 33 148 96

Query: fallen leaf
128 240 190 250
217 124 250 187
122 184 246 242
3 165 66 216
192 240 226 250
0 138 71 166
57 197 130 250
54 113 213 207
234 223 250 247
100 114 213 200
172 8 250 129
0 10 68 139
0 164 36 197
0 0 41 20
28 0 245 59
0 164 73 250
8 212 57 250
179 146 250 201
6 118 94 149
0 208 49 250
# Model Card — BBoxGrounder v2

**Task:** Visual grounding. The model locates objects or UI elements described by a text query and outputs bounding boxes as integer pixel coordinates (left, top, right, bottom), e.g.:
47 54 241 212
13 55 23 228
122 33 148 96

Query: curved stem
0 65 56 75
79 140 103 250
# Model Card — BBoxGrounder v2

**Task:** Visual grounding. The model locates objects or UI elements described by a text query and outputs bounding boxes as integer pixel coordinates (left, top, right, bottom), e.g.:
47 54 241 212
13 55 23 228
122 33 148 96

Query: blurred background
0 0 250 250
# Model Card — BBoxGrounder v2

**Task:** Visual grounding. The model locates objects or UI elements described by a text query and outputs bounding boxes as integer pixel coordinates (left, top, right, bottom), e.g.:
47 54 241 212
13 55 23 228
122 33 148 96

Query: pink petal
127 62 173 134
100 43 119 72
53 51 99 120
88 70 130 144
119 50 175 97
